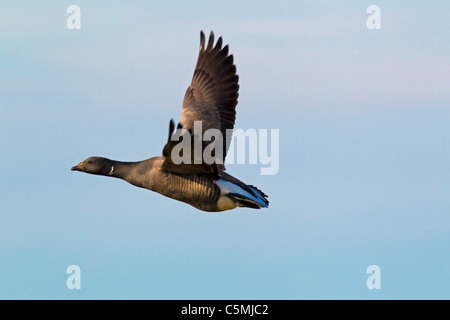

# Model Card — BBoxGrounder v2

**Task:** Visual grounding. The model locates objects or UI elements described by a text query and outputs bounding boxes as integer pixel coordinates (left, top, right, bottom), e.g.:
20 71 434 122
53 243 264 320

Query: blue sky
0 1 449 299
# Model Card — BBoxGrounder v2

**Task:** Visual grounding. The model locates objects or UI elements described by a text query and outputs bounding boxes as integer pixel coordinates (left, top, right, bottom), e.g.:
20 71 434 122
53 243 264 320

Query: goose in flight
71 31 269 212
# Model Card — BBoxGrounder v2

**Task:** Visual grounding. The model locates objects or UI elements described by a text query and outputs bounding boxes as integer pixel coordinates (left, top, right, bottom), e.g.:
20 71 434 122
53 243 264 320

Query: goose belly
154 172 221 211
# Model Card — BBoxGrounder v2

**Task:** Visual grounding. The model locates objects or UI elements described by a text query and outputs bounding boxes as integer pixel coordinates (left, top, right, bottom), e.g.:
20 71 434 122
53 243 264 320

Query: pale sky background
0 1 449 299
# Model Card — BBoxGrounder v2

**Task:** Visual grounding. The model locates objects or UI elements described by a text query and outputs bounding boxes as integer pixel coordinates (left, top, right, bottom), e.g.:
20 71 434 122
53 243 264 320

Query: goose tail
215 179 269 210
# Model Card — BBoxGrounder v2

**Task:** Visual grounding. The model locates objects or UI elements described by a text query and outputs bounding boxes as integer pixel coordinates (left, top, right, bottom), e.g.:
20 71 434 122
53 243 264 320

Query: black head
71 156 114 176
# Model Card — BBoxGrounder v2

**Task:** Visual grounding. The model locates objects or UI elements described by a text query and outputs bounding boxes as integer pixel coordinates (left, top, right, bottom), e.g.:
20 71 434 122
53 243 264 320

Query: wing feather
181 32 239 163
162 31 239 174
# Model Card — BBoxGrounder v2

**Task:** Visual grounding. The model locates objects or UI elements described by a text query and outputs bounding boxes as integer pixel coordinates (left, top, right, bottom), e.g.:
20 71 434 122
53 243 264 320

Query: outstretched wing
162 31 239 174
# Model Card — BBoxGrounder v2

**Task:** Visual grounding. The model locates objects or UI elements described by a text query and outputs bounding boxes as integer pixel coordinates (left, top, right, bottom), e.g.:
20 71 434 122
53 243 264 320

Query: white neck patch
108 166 115 176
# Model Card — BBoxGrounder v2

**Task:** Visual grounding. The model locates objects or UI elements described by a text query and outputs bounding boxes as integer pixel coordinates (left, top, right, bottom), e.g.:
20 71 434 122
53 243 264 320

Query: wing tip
200 31 205 51
206 31 215 51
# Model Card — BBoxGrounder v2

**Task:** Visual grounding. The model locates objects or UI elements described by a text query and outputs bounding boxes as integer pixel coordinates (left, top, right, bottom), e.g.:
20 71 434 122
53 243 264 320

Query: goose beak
71 162 83 171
